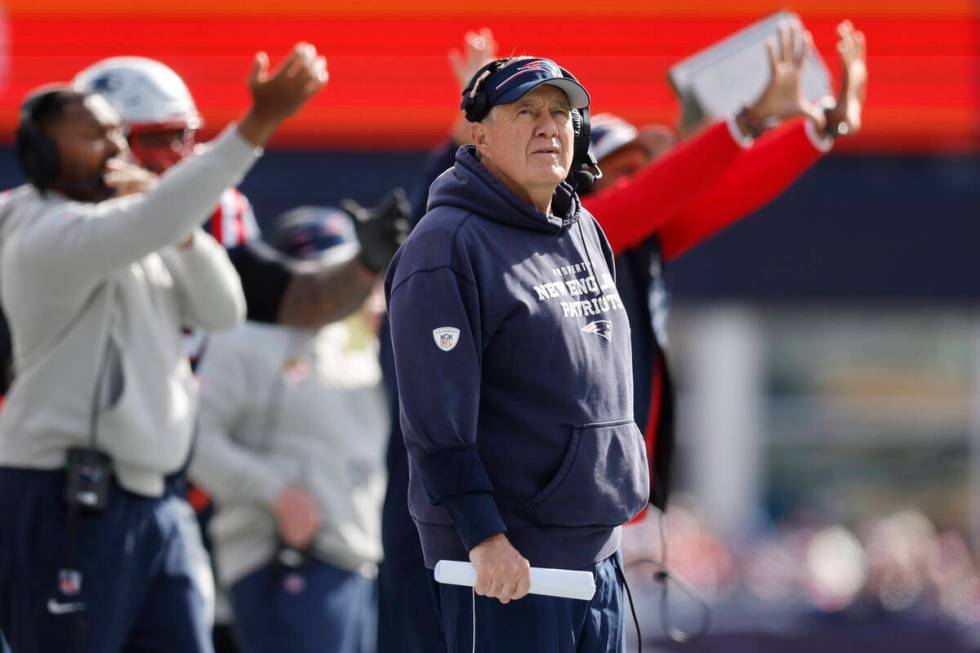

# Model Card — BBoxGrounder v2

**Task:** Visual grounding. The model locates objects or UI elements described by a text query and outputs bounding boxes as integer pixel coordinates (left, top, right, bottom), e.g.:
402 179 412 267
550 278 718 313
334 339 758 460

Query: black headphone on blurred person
16 87 73 191
460 59 602 192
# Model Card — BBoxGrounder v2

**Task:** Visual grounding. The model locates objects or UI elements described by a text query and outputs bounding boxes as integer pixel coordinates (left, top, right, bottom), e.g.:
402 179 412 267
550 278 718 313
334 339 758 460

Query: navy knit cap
270 206 357 262
475 58 590 115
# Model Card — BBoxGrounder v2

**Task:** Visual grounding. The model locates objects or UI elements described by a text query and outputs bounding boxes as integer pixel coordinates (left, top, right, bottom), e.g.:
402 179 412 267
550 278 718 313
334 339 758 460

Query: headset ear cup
463 93 489 123
460 59 510 123
567 107 599 193
577 108 592 159
571 109 584 157
558 65 600 192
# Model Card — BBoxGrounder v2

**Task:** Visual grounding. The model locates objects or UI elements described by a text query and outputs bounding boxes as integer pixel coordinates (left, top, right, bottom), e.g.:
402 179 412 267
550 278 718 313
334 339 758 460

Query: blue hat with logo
588 113 678 164
462 57 590 122
271 206 357 262
588 114 640 161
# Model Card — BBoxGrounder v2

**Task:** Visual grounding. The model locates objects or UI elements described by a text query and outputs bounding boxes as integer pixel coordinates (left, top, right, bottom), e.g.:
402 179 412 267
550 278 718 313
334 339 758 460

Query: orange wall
3 1 977 153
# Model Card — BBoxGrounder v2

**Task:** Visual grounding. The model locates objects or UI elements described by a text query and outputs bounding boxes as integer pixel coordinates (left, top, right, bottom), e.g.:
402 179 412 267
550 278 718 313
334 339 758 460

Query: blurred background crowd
0 0 977 651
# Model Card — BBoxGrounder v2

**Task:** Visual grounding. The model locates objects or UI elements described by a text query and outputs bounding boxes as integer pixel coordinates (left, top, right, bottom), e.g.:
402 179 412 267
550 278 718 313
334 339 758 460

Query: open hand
450 28 498 91
469 533 531 604
450 28 498 144
250 42 327 122
826 20 868 136
239 42 328 147
747 21 824 129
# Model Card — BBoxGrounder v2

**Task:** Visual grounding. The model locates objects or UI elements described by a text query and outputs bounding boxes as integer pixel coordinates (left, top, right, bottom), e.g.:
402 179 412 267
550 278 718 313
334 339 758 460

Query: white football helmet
72 56 202 130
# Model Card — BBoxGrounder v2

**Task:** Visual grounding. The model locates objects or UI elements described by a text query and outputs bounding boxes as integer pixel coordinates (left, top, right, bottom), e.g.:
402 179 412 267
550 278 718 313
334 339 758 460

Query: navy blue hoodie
385 146 649 570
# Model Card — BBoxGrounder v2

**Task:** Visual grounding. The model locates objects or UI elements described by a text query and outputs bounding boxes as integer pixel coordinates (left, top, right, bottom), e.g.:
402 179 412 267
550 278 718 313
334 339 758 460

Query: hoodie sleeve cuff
440 492 508 552
804 118 835 153
419 444 507 550
725 115 755 149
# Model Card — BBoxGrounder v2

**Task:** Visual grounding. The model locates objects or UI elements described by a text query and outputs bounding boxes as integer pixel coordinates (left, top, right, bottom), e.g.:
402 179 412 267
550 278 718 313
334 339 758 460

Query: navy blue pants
229 557 376 653
377 558 447 653
429 555 624 653
0 467 212 653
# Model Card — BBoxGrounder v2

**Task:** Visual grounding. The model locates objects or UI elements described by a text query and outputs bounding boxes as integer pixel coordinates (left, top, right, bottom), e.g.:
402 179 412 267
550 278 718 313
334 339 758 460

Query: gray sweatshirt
190 319 388 587
0 127 258 496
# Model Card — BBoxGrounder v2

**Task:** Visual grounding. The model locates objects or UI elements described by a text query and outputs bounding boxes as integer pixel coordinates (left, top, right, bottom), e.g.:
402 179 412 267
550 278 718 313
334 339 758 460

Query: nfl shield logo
58 568 83 596
432 327 461 352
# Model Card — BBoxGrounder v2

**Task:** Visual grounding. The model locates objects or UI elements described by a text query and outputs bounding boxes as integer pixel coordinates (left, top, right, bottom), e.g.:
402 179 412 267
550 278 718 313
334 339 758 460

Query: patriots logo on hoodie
581 320 612 341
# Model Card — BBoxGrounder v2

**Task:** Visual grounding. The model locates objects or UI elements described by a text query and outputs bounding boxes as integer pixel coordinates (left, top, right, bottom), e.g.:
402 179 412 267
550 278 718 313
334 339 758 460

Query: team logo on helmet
581 320 613 341
432 327 461 352
91 74 120 94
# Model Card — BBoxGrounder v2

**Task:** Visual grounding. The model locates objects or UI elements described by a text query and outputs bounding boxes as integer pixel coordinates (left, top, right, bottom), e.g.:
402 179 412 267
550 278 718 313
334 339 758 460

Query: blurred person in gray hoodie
190 206 388 653
0 43 326 653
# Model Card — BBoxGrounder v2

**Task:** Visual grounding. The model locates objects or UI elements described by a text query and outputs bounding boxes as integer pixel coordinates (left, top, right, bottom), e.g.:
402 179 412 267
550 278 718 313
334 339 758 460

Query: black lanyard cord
613 553 643 653
625 512 712 644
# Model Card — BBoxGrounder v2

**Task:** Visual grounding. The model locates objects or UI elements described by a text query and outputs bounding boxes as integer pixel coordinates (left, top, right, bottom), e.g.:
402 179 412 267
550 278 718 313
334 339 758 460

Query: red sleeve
583 120 744 256
207 204 223 245
660 118 827 261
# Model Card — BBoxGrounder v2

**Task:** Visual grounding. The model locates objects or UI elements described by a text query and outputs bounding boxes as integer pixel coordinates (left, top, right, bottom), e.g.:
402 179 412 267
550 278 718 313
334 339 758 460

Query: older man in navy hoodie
385 56 648 652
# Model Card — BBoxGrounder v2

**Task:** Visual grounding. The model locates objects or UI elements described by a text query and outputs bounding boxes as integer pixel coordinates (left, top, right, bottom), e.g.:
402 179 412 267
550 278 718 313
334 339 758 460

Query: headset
15 87 74 191
460 58 602 192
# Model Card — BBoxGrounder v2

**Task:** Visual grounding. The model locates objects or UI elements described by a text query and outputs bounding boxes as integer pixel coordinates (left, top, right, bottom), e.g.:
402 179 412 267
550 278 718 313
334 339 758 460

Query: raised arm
448 28 498 147
583 120 745 254
585 21 829 255
406 28 499 224
659 119 826 260
17 43 327 300
659 20 869 260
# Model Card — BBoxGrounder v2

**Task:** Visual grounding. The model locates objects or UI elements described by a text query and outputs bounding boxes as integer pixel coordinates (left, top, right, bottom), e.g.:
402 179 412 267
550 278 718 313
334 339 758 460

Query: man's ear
471 120 489 155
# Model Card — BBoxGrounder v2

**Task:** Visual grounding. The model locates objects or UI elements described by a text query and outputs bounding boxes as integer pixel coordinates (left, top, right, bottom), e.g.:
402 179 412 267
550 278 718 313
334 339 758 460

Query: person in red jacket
581 19 867 512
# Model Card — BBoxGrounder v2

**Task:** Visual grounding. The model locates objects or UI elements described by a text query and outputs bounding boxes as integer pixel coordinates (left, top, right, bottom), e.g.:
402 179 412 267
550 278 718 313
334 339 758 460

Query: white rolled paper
434 560 596 601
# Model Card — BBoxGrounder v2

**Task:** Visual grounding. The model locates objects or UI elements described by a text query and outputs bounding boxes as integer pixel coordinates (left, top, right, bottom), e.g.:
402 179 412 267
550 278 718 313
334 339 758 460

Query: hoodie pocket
529 419 648 527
